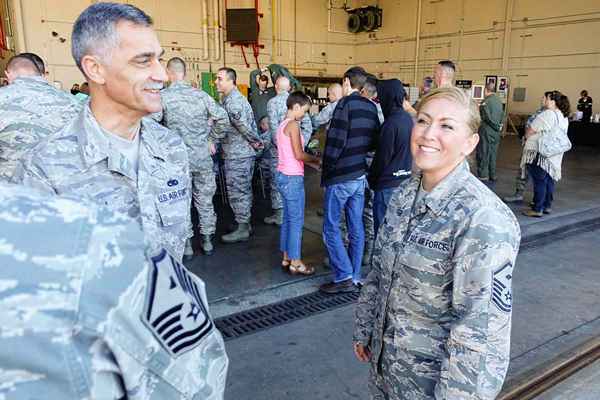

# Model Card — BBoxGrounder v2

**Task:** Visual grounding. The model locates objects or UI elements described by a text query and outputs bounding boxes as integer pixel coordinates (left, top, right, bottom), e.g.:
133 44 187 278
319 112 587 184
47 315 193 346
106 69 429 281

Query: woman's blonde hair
416 87 481 134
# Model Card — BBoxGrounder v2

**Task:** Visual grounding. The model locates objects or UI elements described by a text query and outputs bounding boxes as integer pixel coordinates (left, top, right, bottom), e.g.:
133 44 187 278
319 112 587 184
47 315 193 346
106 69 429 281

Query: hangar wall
3 0 356 88
353 0 600 114
2 0 600 114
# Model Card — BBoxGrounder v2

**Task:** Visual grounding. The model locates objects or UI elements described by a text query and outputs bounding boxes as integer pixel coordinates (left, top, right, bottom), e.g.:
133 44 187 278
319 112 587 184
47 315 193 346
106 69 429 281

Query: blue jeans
323 177 366 283
528 163 555 212
373 187 395 239
276 172 305 260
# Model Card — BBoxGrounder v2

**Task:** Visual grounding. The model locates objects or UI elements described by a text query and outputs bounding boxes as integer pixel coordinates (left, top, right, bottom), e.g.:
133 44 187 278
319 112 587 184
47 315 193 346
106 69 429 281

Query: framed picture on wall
485 75 498 91
498 76 508 91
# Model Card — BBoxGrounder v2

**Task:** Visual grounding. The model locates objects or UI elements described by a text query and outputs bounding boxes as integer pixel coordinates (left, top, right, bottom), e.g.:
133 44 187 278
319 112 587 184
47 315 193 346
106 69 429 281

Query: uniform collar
169 80 190 89
413 160 471 216
13 76 49 86
76 105 166 180
223 87 240 102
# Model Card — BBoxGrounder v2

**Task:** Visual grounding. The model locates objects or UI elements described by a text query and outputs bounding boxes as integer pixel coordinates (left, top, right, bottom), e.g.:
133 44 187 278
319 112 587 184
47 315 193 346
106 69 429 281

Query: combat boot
183 238 194 262
264 209 283 225
221 223 251 243
503 193 524 203
201 234 214 256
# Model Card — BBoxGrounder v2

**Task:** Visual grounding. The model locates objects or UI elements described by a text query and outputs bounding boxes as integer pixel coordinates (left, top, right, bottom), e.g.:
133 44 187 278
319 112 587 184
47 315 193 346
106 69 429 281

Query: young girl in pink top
276 92 321 275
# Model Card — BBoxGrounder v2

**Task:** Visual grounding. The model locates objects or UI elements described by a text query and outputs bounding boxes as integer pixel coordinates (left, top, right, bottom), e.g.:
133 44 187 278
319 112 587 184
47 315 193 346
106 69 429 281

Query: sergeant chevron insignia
142 249 214 357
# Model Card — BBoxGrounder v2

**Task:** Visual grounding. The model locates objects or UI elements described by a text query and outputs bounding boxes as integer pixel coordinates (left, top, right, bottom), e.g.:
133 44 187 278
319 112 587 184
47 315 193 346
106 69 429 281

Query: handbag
538 110 572 158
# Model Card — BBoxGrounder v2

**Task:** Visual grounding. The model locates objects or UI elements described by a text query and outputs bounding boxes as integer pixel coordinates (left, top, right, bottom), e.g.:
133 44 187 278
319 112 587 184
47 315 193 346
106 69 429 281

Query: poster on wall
498 77 508 91
485 75 498 91
497 76 509 100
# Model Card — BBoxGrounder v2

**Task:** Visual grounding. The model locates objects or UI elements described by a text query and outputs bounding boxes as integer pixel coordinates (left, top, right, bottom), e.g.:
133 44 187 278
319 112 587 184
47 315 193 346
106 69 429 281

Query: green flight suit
477 93 504 180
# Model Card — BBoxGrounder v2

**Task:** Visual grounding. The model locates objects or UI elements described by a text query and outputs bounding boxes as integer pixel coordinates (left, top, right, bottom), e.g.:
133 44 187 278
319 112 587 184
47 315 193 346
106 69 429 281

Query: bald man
312 83 343 130
0 53 81 181
264 76 313 225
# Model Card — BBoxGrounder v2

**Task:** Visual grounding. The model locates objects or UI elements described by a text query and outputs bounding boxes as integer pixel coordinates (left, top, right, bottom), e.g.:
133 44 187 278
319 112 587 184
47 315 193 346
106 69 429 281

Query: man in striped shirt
320 66 380 294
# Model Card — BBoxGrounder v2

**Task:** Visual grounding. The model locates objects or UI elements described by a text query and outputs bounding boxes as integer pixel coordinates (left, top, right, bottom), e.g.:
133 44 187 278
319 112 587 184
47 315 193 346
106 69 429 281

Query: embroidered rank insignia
492 262 513 313
142 250 213 357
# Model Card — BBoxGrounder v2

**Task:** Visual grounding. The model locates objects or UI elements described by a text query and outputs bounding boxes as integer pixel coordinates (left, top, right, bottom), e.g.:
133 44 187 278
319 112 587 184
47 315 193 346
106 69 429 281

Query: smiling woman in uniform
353 87 521 400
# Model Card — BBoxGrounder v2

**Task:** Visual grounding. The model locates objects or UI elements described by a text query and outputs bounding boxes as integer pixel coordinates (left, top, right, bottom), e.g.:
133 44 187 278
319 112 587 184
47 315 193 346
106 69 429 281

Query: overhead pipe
413 0 422 86
213 0 221 60
202 0 209 60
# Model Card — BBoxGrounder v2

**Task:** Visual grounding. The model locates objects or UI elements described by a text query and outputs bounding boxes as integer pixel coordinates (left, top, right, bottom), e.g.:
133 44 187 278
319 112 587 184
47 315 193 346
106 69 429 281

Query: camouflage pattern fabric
160 80 229 171
0 182 228 399
220 87 261 160
354 161 521 400
0 76 81 181
312 100 339 131
224 156 255 224
160 80 230 235
266 92 313 210
12 105 192 262
191 161 218 235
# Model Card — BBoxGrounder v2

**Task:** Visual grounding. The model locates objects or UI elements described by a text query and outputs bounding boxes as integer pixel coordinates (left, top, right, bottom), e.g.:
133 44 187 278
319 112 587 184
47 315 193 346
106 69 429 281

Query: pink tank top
277 118 305 176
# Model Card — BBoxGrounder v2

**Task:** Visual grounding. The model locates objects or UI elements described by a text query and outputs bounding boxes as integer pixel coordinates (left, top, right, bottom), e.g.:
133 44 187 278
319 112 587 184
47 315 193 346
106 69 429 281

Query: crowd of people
0 1 576 399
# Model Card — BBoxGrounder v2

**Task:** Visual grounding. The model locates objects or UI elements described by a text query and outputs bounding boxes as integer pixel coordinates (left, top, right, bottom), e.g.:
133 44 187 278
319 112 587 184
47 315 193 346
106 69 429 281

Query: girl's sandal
288 263 315 276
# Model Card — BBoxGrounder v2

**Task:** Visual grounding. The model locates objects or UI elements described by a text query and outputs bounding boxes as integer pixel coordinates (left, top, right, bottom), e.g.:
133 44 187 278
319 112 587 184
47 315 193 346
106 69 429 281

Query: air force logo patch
142 250 213 357
492 262 513 313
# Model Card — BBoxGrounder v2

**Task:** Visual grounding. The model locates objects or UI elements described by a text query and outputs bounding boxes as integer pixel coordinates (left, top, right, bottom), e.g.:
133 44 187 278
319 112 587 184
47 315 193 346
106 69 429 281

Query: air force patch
143 250 213 357
492 261 513 313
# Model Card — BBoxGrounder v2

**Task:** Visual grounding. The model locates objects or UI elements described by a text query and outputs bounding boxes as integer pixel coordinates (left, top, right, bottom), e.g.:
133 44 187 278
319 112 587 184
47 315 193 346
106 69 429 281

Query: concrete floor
223 228 600 400
186 136 600 313
535 359 600 400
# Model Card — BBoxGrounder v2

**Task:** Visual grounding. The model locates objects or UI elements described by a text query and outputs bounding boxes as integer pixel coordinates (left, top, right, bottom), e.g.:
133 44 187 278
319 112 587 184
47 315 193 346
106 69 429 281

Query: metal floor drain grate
215 290 359 340
215 219 600 341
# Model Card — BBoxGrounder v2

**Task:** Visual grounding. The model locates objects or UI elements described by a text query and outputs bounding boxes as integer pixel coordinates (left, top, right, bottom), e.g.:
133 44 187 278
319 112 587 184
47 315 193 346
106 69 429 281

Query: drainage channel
215 217 600 341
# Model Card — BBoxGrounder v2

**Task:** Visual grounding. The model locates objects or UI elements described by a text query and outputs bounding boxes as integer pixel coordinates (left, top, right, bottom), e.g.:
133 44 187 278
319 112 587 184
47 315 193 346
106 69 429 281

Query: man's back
322 92 380 187
0 183 228 399
161 80 229 168
0 77 81 181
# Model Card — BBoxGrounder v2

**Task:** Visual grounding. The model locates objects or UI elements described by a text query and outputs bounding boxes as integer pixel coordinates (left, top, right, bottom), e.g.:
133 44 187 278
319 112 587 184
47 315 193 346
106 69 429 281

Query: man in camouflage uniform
312 83 343 130
354 161 521 399
215 67 263 242
476 82 505 182
0 182 228 399
13 3 192 262
264 76 313 225
0 53 81 181
161 57 230 256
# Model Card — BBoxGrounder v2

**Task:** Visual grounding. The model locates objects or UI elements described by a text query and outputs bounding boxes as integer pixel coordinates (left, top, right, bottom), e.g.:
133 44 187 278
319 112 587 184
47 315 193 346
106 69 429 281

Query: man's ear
81 55 106 85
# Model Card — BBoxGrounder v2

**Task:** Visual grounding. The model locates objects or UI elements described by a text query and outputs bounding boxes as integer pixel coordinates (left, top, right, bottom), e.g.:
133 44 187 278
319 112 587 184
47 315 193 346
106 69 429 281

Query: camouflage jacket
311 100 339 131
12 105 192 262
266 92 313 156
160 80 229 170
220 88 261 159
354 161 521 399
0 183 228 399
0 76 81 181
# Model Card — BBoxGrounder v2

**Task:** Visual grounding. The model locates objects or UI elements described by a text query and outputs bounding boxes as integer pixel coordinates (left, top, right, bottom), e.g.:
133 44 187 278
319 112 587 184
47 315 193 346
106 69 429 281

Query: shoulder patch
142 250 214 357
231 110 242 120
492 261 513 313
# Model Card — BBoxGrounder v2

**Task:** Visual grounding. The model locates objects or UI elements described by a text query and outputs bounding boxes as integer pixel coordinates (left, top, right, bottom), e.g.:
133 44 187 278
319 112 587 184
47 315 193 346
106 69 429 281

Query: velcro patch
142 250 213 357
492 262 513 313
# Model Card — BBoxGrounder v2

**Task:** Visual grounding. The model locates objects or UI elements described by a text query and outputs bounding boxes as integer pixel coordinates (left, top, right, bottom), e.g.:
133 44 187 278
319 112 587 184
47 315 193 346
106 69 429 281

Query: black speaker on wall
226 8 259 42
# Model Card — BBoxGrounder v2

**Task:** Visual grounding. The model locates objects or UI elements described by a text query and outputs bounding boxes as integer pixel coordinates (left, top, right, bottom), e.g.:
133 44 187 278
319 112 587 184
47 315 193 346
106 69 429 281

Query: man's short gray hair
71 2 153 76
167 57 186 76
